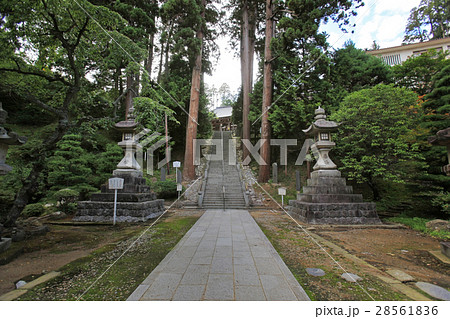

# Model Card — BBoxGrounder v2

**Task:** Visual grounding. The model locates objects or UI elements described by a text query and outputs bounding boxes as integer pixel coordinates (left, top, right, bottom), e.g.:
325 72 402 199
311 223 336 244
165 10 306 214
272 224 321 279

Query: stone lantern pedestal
0 103 26 175
288 107 381 224
74 109 164 223
428 127 450 176
428 127 450 258
0 103 26 244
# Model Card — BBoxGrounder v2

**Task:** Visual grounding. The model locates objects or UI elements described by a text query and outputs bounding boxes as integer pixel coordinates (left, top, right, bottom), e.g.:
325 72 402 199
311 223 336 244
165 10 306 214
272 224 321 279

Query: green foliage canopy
331 84 424 200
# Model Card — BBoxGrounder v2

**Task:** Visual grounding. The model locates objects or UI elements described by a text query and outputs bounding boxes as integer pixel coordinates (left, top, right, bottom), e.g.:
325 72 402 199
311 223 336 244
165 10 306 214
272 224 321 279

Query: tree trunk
241 0 251 160
367 178 380 201
158 39 164 82
145 33 155 76
119 68 123 96
258 0 274 183
183 0 205 181
125 75 134 119
165 112 170 174
5 119 69 227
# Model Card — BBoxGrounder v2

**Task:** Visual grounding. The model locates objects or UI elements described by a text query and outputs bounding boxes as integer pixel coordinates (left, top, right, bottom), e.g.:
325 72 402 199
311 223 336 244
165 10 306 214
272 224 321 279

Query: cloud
323 0 422 49
374 0 421 15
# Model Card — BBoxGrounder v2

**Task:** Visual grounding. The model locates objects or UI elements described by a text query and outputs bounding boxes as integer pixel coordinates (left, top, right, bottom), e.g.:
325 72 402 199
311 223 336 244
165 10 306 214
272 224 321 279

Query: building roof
367 37 450 56
213 106 232 118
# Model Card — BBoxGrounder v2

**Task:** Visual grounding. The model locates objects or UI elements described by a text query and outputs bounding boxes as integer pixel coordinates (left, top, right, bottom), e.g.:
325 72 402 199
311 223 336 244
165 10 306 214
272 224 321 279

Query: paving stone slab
386 269 415 283
260 275 297 301
141 273 182 300
127 284 149 301
172 285 205 301
211 256 233 274
235 285 266 301
415 282 450 301
306 268 326 277
341 273 363 282
204 274 234 300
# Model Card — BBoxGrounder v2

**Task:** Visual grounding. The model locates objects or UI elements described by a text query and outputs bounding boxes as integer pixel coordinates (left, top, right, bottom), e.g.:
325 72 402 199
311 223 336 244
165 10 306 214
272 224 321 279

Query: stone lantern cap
0 130 27 145
115 119 137 133
428 127 450 146
0 104 27 145
302 106 339 136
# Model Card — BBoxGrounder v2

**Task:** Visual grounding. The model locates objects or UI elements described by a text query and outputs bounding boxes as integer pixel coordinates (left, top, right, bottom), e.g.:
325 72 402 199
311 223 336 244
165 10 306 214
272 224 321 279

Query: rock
415 282 450 301
12 228 26 242
48 211 67 220
440 242 450 258
306 268 326 277
426 219 450 232
0 237 12 253
43 203 54 208
386 269 415 283
26 225 49 237
19 217 43 228
15 280 27 289
341 273 363 282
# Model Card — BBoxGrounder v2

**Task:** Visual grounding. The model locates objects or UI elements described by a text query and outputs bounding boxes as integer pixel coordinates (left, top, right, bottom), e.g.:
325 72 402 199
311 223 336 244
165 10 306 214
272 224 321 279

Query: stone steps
201 131 246 209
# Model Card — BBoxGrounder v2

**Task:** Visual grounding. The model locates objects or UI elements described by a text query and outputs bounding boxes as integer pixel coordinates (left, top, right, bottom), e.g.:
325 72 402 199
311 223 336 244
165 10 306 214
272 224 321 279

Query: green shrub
388 215 450 240
153 180 178 199
0 189 15 222
432 192 450 215
22 203 45 218
47 134 93 197
53 188 80 214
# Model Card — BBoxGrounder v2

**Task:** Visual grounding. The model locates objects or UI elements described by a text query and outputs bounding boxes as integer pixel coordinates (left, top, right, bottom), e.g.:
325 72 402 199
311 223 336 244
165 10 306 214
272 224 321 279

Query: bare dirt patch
317 228 450 288
0 223 140 296
0 213 174 297
251 209 450 301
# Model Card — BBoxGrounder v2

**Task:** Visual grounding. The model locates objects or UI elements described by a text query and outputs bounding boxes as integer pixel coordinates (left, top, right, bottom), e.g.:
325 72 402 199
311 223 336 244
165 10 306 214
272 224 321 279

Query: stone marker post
176 169 182 184
160 167 166 181
296 170 301 192
272 163 278 183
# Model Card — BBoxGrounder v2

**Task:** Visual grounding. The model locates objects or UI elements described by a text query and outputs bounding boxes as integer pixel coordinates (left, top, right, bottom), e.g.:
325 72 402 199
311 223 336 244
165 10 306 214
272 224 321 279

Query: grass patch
387 215 450 240
16 215 199 300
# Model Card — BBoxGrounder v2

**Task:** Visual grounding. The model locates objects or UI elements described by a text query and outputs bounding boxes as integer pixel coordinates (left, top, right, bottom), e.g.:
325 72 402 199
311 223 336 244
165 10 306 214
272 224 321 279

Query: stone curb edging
428 250 450 265
0 271 60 301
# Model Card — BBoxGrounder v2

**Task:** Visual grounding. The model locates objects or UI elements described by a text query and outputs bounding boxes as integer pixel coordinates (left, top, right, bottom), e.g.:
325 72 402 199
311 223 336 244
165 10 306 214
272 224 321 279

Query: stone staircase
202 131 247 209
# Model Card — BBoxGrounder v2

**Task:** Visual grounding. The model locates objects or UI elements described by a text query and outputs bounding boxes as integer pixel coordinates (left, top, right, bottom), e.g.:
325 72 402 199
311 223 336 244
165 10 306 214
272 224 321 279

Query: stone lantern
302 106 339 171
74 105 164 223
0 102 26 246
428 127 450 176
0 103 26 175
114 106 142 173
288 106 380 224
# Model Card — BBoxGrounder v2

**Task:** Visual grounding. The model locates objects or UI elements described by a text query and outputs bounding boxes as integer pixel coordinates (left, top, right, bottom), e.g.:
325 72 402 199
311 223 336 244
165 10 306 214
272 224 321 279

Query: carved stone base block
74 169 164 223
75 199 164 223
288 170 381 225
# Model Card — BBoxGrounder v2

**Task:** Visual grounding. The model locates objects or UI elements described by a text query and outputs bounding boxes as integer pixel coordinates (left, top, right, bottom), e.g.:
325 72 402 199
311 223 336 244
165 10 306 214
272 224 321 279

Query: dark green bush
153 180 178 199
0 189 15 222
22 203 45 218
53 188 79 214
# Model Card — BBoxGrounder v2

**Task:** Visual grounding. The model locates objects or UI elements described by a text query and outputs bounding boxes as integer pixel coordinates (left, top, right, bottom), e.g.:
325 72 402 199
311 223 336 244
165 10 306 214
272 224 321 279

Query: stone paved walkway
127 209 310 301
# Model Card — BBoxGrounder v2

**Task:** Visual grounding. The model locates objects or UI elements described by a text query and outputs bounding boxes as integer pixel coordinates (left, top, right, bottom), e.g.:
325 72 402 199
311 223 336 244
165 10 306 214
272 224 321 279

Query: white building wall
367 38 450 66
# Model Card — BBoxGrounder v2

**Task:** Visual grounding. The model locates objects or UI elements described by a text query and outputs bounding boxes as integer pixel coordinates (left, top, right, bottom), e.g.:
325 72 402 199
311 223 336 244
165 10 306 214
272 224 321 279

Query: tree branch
0 67 72 86
23 92 66 118
75 17 90 48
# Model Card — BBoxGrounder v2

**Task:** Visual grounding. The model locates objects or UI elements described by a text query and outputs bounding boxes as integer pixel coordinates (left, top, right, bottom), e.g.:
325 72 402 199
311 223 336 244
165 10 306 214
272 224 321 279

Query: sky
204 0 421 99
